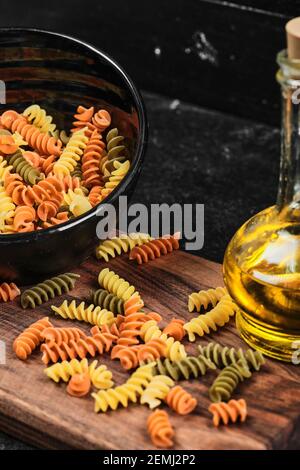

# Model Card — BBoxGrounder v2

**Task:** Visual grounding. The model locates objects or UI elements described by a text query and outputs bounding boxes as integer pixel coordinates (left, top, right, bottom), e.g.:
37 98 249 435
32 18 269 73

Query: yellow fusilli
184 294 238 341
0 156 12 183
51 299 115 327
23 104 56 134
96 233 152 261
44 358 89 382
92 363 154 413
63 188 92 217
101 160 130 198
140 375 174 409
0 186 15 231
44 358 113 389
98 267 139 301
188 286 227 312
53 128 88 176
88 360 114 389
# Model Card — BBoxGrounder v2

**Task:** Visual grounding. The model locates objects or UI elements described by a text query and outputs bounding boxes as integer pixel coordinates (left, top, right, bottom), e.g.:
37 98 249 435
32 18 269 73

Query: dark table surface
0 91 280 450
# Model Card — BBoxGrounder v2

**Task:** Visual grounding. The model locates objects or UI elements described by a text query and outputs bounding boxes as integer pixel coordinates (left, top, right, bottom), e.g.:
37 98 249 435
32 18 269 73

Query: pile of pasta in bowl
0 104 130 233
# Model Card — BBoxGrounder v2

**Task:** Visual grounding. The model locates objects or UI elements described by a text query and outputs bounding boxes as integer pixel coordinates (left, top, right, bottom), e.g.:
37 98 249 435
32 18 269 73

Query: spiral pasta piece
188 286 227 313
23 104 56 134
44 357 113 389
0 133 18 154
53 128 88 176
91 289 124 315
8 150 43 185
111 345 141 370
147 410 174 448
13 316 52 360
96 233 152 261
82 129 104 188
67 371 91 397
71 105 95 136
88 185 103 206
42 211 69 228
21 272 80 308
0 282 20 302
209 359 251 403
51 299 115 327
23 151 42 169
0 155 13 183
41 326 87 346
98 267 139 301
140 320 187 361
152 355 216 381
129 234 180 265
40 154 56 176
44 358 89 382
92 109 111 132
165 385 197 415
3 173 25 206
115 322 142 349
67 191 92 217
37 199 61 222
209 399 248 426
102 128 127 178
92 363 154 413
140 375 174 409
113 336 167 370
137 339 167 363
16 175 63 206
56 175 81 193
101 160 130 199
13 205 36 232
163 318 185 341
88 361 114 389
12 131 28 148
183 294 238 341
1 112 62 156
124 293 144 317
0 186 15 231
41 327 117 364
198 342 265 371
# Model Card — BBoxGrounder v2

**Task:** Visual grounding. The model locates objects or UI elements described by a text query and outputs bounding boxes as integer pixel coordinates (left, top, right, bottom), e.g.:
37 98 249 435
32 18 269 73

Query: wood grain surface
0 251 299 450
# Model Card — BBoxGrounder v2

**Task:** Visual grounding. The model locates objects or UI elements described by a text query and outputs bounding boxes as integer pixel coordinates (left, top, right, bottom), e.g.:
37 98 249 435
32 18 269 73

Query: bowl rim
0 27 148 241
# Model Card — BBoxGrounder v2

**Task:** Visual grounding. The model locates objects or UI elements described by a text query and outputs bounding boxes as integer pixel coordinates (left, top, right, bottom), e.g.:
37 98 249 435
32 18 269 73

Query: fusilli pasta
96 233 152 261
198 342 265 371
183 294 238 341
209 399 247 426
147 410 174 448
209 359 251 402
188 286 227 313
165 385 197 415
51 299 115 327
20 272 80 308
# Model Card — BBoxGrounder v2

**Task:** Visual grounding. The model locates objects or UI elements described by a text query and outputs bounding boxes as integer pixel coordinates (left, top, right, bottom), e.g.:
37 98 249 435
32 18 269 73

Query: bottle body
223 205 300 361
224 50 300 362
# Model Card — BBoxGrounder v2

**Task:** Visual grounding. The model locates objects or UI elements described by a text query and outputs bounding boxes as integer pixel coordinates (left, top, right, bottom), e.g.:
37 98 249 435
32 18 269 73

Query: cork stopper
286 17 300 59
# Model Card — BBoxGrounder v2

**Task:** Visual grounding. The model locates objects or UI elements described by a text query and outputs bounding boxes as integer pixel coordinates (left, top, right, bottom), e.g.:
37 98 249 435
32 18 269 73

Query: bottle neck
277 50 300 214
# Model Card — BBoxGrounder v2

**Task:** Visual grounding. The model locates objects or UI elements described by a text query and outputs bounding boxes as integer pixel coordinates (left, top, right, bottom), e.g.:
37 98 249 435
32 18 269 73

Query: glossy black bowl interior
0 28 147 284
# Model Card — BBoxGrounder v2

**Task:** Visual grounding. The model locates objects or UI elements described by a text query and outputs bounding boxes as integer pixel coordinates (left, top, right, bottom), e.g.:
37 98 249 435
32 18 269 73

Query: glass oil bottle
223 18 300 362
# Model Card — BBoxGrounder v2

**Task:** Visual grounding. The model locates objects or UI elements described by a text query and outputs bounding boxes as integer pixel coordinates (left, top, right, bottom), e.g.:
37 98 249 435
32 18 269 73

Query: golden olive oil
223 206 300 361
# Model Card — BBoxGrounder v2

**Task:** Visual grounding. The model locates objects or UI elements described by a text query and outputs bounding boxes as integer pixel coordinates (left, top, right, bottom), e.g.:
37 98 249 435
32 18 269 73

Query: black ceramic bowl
0 28 147 284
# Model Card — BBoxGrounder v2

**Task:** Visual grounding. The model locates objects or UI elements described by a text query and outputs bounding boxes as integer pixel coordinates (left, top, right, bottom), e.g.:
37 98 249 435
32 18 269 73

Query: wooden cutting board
0 251 299 450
